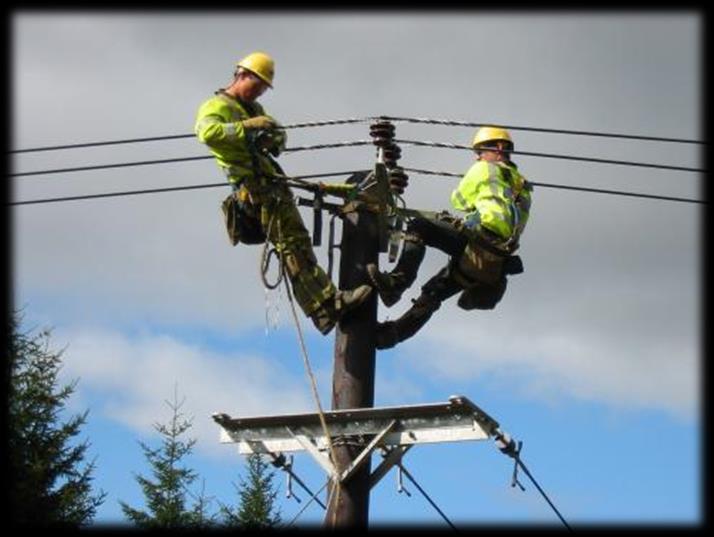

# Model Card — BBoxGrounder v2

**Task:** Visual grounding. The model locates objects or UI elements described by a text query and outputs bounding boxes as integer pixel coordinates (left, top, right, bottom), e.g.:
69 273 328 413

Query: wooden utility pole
324 176 380 528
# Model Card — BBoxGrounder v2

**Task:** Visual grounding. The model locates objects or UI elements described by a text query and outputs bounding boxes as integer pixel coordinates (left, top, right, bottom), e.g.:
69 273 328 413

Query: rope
263 196 342 521
283 269 343 524
260 212 285 291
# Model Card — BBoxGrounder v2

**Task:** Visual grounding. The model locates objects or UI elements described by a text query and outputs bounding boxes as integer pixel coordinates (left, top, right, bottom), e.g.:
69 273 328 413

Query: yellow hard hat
472 126 513 149
236 51 275 87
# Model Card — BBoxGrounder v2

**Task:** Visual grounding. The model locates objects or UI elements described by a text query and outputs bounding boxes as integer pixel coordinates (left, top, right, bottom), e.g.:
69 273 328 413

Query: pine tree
220 452 282 529
7 310 106 527
119 388 215 528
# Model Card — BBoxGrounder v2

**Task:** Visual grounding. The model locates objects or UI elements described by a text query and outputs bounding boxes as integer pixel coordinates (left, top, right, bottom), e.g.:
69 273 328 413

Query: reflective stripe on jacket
450 160 532 243
194 91 278 184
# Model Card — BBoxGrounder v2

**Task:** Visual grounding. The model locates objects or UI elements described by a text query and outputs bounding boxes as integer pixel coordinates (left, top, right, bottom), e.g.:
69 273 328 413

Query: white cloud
56 326 316 459
13 12 701 438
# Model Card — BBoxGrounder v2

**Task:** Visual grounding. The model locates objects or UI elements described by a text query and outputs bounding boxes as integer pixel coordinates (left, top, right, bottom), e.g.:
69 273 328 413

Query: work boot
366 264 404 307
334 284 373 316
311 305 338 335
375 293 442 350
375 321 399 349
310 284 373 335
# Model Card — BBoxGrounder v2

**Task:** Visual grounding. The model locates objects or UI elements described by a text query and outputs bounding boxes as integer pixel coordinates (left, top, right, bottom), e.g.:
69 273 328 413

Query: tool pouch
503 255 524 275
456 242 504 287
221 190 266 246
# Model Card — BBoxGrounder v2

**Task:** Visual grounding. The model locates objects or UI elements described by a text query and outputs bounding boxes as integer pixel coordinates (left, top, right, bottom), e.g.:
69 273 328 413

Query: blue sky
11 11 702 528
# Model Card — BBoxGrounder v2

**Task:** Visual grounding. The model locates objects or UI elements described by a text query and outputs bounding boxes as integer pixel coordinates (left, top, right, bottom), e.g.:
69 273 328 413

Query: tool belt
220 186 266 245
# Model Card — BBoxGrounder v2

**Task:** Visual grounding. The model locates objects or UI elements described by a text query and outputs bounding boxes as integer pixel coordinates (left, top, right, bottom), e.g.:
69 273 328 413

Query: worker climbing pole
195 52 540 528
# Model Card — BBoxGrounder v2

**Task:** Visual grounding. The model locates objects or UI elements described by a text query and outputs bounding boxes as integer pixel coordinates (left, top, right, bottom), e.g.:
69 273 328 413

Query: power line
9 182 225 205
9 140 704 178
10 170 704 206
395 139 704 173
7 170 368 206
11 155 213 177
8 118 372 154
403 168 705 205
381 115 706 145
8 115 704 155
397 463 457 531
8 134 195 154
9 143 373 178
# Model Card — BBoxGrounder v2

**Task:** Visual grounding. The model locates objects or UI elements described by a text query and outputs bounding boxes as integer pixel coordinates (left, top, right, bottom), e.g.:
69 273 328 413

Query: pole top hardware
212 394 500 455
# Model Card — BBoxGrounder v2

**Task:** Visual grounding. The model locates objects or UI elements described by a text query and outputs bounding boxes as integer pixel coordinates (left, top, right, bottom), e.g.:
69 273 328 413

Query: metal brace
285 420 397 485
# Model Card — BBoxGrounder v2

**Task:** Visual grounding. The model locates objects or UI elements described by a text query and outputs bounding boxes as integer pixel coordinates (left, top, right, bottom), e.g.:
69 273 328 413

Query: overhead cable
495 431 572 531
403 168 705 205
8 170 368 206
9 140 704 178
395 139 704 173
9 134 196 154
8 118 372 154
396 462 457 531
10 171 704 206
10 142 374 178
8 115 704 155
11 155 213 177
381 115 706 145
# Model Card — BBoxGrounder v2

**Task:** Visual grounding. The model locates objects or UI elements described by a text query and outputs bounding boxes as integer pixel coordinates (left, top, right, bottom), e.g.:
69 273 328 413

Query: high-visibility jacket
450 160 532 245
194 90 279 185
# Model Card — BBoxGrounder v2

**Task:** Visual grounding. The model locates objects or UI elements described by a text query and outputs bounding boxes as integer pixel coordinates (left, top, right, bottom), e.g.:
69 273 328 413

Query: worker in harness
195 52 372 335
368 126 532 349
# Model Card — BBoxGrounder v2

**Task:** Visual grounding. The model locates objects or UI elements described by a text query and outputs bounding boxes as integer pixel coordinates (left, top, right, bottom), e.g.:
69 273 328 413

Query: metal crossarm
213 395 500 485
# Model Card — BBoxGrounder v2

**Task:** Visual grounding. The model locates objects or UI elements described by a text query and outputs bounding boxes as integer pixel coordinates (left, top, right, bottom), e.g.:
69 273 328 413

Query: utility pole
324 171 380 528
324 119 407 528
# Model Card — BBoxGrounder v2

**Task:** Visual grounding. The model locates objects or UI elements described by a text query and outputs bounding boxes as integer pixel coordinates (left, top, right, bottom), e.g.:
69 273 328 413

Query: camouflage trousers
236 175 336 317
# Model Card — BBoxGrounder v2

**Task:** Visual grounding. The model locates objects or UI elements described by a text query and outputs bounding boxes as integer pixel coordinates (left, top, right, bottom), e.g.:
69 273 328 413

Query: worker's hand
463 211 481 230
268 128 287 157
254 127 287 156
242 115 277 131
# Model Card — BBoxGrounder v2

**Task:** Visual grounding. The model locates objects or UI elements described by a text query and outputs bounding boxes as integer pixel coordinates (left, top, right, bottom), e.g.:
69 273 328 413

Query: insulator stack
369 118 409 195
388 167 409 195
369 119 395 148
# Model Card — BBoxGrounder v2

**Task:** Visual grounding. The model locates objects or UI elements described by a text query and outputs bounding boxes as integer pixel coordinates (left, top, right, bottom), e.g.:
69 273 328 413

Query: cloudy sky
10 11 702 527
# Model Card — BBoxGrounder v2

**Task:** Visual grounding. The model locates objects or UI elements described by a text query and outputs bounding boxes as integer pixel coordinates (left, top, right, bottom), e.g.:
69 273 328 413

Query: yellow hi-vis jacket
450 160 532 244
194 90 280 185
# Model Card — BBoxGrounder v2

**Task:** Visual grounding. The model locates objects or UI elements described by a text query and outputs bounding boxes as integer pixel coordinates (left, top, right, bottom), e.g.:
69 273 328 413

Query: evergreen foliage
7 310 106 527
219 452 282 529
119 389 215 528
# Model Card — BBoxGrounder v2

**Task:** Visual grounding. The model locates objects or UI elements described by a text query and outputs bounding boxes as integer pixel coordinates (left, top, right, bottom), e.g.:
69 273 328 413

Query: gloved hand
463 210 481 230
268 128 287 157
255 127 287 156
242 115 277 131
